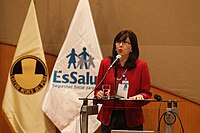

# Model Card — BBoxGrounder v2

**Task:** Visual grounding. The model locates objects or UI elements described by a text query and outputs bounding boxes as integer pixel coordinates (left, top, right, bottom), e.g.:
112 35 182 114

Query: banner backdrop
42 0 102 132
2 1 56 133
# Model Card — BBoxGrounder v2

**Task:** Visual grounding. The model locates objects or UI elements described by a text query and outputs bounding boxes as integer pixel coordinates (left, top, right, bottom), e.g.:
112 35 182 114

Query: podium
79 98 180 133
79 98 99 133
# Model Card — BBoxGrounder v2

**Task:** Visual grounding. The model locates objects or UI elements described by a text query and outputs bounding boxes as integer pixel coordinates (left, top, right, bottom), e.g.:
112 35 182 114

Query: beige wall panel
100 44 112 58
0 0 30 43
140 46 200 103
0 0 200 103
1 0 200 54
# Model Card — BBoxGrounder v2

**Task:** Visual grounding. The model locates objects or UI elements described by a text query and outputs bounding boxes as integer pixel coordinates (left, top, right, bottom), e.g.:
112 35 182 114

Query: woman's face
115 37 132 58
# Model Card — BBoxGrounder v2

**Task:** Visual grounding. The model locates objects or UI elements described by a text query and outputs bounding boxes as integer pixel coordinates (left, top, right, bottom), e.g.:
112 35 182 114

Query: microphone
84 55 121 99
154 94 162 101
108 55 122 70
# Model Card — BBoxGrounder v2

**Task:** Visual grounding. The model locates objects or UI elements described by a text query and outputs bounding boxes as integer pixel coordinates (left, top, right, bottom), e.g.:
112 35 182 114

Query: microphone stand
80 56 122 133
80 99 98 133
79 59 113 133
157 100 183 133
166 100 173 133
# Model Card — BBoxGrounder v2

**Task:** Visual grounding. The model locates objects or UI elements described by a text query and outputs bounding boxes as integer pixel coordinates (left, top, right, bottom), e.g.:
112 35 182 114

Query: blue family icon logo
66 47 95 69
52 47 97 90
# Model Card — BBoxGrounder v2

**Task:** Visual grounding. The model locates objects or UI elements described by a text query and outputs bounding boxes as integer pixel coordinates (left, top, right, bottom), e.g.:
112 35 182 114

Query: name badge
117 81 129 99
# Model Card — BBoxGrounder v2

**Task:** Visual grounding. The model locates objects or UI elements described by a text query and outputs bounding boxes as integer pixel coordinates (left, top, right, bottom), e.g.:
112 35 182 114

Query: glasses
116 41 131 45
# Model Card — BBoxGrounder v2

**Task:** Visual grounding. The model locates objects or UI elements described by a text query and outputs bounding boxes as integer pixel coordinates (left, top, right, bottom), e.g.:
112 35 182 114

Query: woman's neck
120 56 128 66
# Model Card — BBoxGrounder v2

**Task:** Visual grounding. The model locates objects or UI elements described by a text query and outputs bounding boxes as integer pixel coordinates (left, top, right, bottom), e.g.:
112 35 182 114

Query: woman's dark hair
111 30 139 69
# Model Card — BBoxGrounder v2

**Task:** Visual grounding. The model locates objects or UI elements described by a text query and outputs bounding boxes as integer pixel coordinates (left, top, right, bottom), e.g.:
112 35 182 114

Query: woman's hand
128 94 144 100
96 90 104 99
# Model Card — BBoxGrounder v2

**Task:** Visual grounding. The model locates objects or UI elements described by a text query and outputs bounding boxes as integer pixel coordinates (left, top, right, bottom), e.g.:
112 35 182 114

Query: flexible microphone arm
85 55 122 99
85 67 110 99
108 55 122 70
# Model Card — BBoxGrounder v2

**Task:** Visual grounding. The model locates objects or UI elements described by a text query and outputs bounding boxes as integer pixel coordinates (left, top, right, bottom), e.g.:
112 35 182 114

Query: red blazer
94 58 152 127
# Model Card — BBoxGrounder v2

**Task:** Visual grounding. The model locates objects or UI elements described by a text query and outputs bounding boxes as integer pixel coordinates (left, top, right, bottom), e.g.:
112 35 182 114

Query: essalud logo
53 47 97 89
66 47 95 69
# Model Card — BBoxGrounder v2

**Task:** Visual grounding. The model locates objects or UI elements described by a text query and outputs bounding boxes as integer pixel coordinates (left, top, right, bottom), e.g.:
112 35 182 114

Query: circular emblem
10 55 48 95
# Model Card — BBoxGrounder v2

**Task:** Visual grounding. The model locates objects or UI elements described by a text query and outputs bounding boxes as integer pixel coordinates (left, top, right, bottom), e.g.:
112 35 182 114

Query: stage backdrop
0 0 200 104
